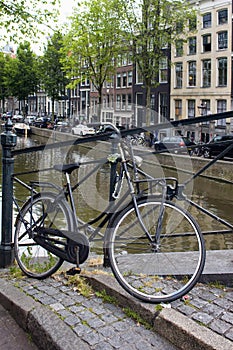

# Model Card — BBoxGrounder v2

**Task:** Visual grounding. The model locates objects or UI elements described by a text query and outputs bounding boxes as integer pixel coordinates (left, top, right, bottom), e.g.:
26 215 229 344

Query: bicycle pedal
66 267 81 276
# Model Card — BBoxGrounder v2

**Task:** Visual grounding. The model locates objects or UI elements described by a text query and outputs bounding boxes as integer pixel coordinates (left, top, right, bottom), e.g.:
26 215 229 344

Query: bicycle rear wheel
106 197 205 303
14 192 74 279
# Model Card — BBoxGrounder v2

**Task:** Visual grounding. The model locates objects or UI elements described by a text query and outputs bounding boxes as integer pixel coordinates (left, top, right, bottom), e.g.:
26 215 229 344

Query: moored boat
13 123 31 135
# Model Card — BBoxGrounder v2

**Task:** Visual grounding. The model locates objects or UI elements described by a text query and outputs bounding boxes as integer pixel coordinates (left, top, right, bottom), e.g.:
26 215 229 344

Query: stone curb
84 273 233 350
0 278 89 350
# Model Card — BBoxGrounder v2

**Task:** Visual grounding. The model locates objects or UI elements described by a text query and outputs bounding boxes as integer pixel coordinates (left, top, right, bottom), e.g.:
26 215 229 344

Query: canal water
0 133 233 251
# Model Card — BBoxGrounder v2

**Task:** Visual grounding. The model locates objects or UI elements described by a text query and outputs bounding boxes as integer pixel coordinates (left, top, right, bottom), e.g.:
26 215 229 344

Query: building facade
170 0 232 141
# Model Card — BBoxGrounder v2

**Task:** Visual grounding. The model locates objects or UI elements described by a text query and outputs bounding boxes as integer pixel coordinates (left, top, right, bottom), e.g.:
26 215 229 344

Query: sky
1 0 77 54
58 0 76 24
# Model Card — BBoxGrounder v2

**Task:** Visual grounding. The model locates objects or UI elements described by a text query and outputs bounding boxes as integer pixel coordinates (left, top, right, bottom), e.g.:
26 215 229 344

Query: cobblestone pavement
0 272 178 350
0 304 38 350
170 282 233 342
0 265 233 350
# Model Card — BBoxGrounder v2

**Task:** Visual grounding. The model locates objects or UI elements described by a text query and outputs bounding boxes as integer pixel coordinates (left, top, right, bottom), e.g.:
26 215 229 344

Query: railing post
0 118 17 267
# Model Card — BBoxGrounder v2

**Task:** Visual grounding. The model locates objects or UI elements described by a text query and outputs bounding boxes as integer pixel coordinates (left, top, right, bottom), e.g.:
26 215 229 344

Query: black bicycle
13 123 206 303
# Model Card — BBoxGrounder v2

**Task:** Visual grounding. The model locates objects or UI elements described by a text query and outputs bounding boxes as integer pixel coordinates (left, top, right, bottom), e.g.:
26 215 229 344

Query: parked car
2 111 13 120
12 114 24 123
25 115 36 125
202 135 233 159
154 136 196 155
71 124 95 136
96 124 125 134
33 117 51 128
55 121 70 133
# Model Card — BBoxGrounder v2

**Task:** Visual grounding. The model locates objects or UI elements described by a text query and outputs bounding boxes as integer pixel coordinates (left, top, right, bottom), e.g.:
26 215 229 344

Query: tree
119 0 196 125
41 31 69 120
4 42 39 116
62 0 126 121
0 0 60 43
0 53 8 114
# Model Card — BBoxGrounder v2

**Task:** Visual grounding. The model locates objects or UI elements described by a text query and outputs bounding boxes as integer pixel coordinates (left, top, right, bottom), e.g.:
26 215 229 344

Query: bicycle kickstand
66 246 82 276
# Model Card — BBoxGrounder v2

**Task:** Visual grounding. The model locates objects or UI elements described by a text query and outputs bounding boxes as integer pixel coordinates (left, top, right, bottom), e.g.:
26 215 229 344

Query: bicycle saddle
54 163 80 174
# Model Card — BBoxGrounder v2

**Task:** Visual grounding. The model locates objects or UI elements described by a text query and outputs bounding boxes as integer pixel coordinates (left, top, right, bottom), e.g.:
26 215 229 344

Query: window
175 40 183 57
188 100 195 118
218 57 227 86
189 37 196 55
217 100 226 126
122 94 126 110
203 34 211 52
189 16 197 31
218 31 228 50
188 61 196 86
159 93 168 119
128 71 132 86
159 57 168 83
202 60 211 88
175 100 182 118
175 62 183 88
203 13 211 28
116 94 121 109
127 94 132 110
116 73 121 88
218 9 228 25
122 72 127 87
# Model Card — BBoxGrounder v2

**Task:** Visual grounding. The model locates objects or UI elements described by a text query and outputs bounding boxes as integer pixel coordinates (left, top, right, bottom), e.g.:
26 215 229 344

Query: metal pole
0 118 17 267
109 134 119 202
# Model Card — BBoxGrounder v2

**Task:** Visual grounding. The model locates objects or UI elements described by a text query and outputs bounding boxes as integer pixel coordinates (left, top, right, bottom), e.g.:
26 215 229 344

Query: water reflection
0 134 232 250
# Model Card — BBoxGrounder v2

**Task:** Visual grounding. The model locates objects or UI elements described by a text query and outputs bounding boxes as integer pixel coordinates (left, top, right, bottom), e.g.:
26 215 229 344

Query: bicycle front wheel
106 197 205 303
14 192 74 279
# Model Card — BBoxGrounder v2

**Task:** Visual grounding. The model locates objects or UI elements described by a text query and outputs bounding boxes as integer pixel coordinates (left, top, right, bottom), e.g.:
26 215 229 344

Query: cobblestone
1 268 233 350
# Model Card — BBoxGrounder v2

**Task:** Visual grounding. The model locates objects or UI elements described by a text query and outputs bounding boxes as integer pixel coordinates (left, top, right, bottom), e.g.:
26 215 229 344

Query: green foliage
4 42 39 113
62 0 127 112
123 307 152 329
65 275 94 298
40 31 69 120
0 53 9 111
0 0 60 43
95 290 118 304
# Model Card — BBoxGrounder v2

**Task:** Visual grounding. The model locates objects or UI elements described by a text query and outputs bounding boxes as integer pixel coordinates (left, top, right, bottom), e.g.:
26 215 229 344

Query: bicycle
13 123 206 304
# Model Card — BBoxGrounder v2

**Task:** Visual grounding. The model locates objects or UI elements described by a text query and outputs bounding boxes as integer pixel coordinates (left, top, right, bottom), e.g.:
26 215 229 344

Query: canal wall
31 127 233 184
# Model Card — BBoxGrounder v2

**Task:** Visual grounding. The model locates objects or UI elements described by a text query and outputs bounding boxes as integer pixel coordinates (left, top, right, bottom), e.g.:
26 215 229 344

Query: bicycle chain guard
33 228 89 264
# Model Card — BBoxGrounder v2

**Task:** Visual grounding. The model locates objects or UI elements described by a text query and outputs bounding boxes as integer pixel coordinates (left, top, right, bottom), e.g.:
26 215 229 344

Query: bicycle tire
14 191 74 279
106 197 205 303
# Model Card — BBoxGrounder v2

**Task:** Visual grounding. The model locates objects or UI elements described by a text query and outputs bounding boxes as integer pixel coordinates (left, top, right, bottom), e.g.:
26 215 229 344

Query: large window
175 62 183 88
202 60 211 88
159 57 168 83
218 9 228 25
218 57 227 86
203 34 211 52
116 73 121 88
175 40 183 57
127 71 132 86
203 13 211 28
218 31 228 50
217 100 226 126
122 72 127 87
159 93 168 119
188 61 196 86
189 16 197 31
189 37 196 55
188 100 195 118
175 100 182 119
